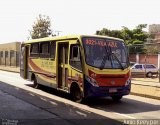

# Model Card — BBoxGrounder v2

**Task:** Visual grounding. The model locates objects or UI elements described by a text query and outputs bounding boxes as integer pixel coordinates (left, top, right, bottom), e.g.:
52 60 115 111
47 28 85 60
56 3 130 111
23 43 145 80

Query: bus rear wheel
70 84 83 103
111 96 122 102
33 77 39 89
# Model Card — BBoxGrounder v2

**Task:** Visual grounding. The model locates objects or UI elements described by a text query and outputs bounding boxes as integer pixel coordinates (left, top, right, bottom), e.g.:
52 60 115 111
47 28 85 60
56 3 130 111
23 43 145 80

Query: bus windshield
82 37 129 69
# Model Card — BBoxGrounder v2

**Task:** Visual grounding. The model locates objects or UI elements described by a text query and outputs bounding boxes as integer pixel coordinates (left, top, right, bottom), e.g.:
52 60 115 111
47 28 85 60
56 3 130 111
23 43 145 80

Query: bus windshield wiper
111 52 124 70
99 46 124 70
99 46 112 70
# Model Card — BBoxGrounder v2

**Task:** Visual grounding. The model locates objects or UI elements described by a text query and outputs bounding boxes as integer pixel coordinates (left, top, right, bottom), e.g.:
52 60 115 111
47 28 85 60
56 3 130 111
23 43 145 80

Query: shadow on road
82 97 160 115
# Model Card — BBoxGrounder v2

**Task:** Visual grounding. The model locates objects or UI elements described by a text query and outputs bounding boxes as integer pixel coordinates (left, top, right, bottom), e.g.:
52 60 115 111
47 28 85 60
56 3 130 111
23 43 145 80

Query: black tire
33 77 39 89
146 72 152 78
112 96 122 102
70 85 83 103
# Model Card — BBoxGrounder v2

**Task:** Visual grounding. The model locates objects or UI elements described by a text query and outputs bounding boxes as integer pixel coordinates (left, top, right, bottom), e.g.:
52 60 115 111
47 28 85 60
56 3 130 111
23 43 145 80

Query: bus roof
24 35 124 44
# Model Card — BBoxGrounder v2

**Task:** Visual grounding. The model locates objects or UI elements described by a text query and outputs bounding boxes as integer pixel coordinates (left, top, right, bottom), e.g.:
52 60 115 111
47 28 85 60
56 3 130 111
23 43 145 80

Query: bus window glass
40 42 50 58
41 42 49 54
30 43 39 57
72 46 80 60
31 43 39 53
70 45 82 71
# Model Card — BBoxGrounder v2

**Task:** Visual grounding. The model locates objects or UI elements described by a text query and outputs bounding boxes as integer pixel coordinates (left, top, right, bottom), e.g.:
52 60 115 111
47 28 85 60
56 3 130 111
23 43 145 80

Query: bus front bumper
84 79 131 98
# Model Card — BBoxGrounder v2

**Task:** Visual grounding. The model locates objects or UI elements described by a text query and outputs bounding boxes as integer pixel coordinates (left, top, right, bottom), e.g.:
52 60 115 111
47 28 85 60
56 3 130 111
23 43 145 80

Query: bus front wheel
70 84 83 103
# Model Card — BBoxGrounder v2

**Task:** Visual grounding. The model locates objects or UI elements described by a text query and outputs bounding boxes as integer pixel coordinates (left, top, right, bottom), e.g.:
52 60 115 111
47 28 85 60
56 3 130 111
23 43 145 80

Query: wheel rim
33 78 38 88
147 73 152 77
74 90 81 101
72 87 82 102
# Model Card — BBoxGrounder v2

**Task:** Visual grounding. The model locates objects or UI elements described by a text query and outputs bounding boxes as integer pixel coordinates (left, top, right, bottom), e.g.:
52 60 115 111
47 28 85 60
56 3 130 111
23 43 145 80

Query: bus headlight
125 78 131 86
86 76 99 87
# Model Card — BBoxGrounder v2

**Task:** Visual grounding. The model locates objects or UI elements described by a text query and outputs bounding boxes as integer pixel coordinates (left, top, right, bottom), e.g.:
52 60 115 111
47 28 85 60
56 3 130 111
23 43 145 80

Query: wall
129 54 158 66
0 42 21 67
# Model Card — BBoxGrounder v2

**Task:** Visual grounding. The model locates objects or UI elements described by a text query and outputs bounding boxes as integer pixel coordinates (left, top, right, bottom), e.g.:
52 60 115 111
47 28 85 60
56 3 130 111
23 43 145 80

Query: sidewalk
0 66 19 73
131 77 160 100
0 66 159 100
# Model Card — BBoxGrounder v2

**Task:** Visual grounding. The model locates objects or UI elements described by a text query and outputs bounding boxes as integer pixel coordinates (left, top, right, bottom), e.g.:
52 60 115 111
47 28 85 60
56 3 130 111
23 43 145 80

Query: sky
0 0 160 43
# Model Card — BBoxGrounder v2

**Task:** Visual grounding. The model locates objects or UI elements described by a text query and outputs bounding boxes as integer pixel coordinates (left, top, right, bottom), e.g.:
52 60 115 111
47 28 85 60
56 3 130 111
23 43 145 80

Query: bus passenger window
70 45 82 71
50 42 56 60
40 42 50 58
30 43 39 57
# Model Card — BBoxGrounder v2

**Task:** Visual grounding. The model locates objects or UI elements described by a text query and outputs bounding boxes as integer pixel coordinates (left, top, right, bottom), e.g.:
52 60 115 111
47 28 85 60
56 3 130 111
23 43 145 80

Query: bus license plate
109 88 117 93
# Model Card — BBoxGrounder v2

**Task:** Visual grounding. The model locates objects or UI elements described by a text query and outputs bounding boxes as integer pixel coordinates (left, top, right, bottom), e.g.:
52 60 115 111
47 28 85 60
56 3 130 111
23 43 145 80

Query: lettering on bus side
41 61 55 69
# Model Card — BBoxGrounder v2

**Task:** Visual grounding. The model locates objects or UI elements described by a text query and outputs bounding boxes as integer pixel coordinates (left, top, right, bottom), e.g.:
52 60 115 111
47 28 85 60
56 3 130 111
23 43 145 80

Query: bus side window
40 42 50 58
50 42 56 60
70 45 82 71
30 43 39 58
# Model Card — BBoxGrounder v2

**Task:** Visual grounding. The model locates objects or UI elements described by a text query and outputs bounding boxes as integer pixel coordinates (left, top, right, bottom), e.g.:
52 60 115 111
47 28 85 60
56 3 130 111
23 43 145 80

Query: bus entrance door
58 42 69 90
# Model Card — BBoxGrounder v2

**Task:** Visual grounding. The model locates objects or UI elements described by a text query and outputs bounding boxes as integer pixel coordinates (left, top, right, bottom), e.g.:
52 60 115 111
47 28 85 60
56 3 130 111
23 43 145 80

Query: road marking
29 93 35 96
49 101 58 106
76 111 87 117
40 97 47 101
114 112 136 119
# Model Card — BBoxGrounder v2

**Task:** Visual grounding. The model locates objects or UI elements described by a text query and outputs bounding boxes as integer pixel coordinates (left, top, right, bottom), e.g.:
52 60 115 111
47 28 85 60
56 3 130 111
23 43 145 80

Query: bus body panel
28 58 57 87
68 67 83 94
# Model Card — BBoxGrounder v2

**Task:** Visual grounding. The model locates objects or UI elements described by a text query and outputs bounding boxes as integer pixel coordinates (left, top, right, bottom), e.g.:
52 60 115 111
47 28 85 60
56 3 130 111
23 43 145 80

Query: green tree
96 24 149 54
144 45 159 54
30 14 52 39
96 24 148 45
96 28 122 39
132 24 148 43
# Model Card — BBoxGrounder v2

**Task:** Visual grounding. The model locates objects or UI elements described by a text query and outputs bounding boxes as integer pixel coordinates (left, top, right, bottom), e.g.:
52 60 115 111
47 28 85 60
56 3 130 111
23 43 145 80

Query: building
148 24 160 43
149 24 160 35
0 42 21 67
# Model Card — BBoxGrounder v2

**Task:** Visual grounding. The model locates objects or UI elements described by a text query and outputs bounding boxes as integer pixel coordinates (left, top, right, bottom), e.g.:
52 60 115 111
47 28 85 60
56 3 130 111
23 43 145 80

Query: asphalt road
0 70 160 125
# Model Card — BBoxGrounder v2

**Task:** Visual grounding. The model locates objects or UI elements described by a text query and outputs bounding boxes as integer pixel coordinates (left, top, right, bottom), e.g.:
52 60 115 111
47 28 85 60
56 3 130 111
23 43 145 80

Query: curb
0 69 20 73
130 92 160 100
131 82 160 88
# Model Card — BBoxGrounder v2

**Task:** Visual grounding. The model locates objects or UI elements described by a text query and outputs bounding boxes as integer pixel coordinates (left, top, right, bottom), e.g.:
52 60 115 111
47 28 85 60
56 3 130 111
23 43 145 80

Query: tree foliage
144 45 159 54
96 24 148 46
96 24 149 54
30 14 52 39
